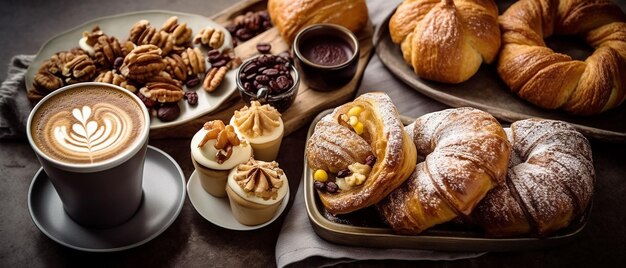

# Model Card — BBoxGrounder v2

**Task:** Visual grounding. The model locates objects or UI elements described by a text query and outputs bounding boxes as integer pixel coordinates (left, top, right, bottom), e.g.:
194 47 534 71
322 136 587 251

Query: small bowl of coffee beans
236 47 300 112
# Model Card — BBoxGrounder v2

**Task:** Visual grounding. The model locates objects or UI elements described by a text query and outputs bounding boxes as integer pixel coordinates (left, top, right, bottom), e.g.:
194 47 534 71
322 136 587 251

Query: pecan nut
163 54 188 82
128 20 174 55
139 81 184 103
93 35 125 69
202 66 229 92
94 70 137 93
62 54 97 84
120 44 165 82
193 27 225 49
161 16 192 45
182 47 206 76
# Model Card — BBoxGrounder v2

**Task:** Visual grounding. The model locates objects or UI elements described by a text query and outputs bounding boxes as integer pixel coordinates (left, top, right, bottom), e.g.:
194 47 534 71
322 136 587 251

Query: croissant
472 119 594 237
305 92 417 214
497 0 626 115
388 0 500 83
268 0 369 44
378 107 511 234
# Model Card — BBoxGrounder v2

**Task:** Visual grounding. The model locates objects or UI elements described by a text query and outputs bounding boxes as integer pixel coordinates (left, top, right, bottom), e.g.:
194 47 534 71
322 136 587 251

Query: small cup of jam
293 23 360 91
236 53 300 112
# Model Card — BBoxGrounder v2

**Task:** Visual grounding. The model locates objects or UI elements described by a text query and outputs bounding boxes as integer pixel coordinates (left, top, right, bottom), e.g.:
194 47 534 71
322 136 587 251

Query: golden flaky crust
378 108 511 235
498 0 626 115
305 92 417 214
268 0 369 44
472 119 594 237
389 0 500 83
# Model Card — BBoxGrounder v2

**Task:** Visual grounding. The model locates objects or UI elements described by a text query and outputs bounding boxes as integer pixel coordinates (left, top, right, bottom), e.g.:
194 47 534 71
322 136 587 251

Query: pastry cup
191 155 230 197
249 131 283 162
225 168 288 226
230 117 284 162
225 185 283 225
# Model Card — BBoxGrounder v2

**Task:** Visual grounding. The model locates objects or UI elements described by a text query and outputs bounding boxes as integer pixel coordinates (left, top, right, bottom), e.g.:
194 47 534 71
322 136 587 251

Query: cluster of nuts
225 10 272 46
313 155 376 193
198 120 242 164
30 16 234 123
340 106 365 135
204 49 240 92
30 48 97 101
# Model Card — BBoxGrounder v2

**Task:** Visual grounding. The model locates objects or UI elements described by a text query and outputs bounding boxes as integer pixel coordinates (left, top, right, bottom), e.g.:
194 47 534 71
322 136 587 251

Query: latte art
30 85 146 165
51 104 130 163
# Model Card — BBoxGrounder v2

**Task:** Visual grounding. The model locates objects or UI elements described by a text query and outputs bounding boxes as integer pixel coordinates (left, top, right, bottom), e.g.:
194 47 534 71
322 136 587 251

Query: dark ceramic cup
26 82 150 228
293 23 360 91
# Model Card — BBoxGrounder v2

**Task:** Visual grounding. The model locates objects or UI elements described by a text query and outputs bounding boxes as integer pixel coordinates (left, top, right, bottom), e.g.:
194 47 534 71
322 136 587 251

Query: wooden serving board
149 0 374 139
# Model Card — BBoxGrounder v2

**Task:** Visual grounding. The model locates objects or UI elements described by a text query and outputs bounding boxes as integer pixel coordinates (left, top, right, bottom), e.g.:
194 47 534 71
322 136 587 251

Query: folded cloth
275 179 484 268
0 54 35 140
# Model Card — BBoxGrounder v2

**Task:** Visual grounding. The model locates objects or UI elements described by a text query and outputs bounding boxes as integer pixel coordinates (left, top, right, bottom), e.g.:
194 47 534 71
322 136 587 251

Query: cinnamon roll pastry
305 92 417 214
378 107 511 234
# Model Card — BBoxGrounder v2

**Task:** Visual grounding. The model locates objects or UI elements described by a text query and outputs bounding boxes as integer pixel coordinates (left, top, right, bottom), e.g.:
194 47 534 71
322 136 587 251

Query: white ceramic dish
28 146 186 252
25 10 236 130
187 170 289 231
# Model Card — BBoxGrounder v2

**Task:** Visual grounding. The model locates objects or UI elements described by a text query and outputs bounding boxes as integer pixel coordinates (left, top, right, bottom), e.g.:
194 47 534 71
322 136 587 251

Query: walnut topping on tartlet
232 101 281 138
234 158 284 200
198 120 243 164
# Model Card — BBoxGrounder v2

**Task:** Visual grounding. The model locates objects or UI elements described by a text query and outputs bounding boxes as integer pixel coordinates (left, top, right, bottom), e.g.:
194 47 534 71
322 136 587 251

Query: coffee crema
30 85 146 164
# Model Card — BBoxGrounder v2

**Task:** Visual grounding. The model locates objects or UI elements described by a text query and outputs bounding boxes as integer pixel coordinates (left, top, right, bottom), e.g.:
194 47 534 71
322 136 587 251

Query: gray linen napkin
0 55 35 140
275 179 484 267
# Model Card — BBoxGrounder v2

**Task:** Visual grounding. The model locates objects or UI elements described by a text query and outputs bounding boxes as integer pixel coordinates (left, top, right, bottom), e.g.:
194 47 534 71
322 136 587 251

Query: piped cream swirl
231 101 283 144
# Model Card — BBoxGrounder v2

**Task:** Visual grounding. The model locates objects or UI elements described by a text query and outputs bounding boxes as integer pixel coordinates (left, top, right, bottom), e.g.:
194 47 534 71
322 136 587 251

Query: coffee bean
276 75 291 91
157 104 180 122
314 181 325 190
246 73 257 81
364 157 375 166
337 169 351 178
256 42 271 54
243 82 253 91
211 59 228 68
278 51 292 62
185 77 200 88
207 49 221 61
325 181 339 193
137 92 156 108
113 57 124 71
243 63 258 74
269 80 279 91
255 75 270 84
263 68 279 76
258 67 267 73
184 91 198 105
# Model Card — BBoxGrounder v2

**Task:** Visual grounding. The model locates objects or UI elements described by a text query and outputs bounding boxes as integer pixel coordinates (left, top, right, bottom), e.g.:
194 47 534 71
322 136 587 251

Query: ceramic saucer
187 170 289 231
28 146 186 252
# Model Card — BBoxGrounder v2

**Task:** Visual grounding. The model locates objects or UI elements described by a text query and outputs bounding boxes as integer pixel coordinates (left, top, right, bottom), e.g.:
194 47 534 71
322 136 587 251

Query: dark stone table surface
1 0 625 267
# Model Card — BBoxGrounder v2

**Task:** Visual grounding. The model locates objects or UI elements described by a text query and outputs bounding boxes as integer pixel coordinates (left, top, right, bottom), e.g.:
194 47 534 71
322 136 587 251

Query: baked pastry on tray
378 107 511 235
498 0 626 115
389 0 500 83
305 92 417 214
472 119 594 237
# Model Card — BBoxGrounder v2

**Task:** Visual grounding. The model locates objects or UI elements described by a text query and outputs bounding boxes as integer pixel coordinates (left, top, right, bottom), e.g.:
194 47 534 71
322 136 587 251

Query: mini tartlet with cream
226 158 289 225
230 101 284 161
191 120 252 197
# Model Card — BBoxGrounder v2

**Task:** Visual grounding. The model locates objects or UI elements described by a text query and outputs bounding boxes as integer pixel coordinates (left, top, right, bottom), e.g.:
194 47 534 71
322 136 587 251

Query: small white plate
25 10 237 130
187 170 289 231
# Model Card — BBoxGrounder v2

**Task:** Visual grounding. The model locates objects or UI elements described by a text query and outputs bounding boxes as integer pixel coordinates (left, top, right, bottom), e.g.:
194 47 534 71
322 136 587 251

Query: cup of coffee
27 82 150 228
292 23 360 91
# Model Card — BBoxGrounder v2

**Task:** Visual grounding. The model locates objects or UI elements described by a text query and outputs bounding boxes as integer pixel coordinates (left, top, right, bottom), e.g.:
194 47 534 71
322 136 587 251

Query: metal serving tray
304 109 588 252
